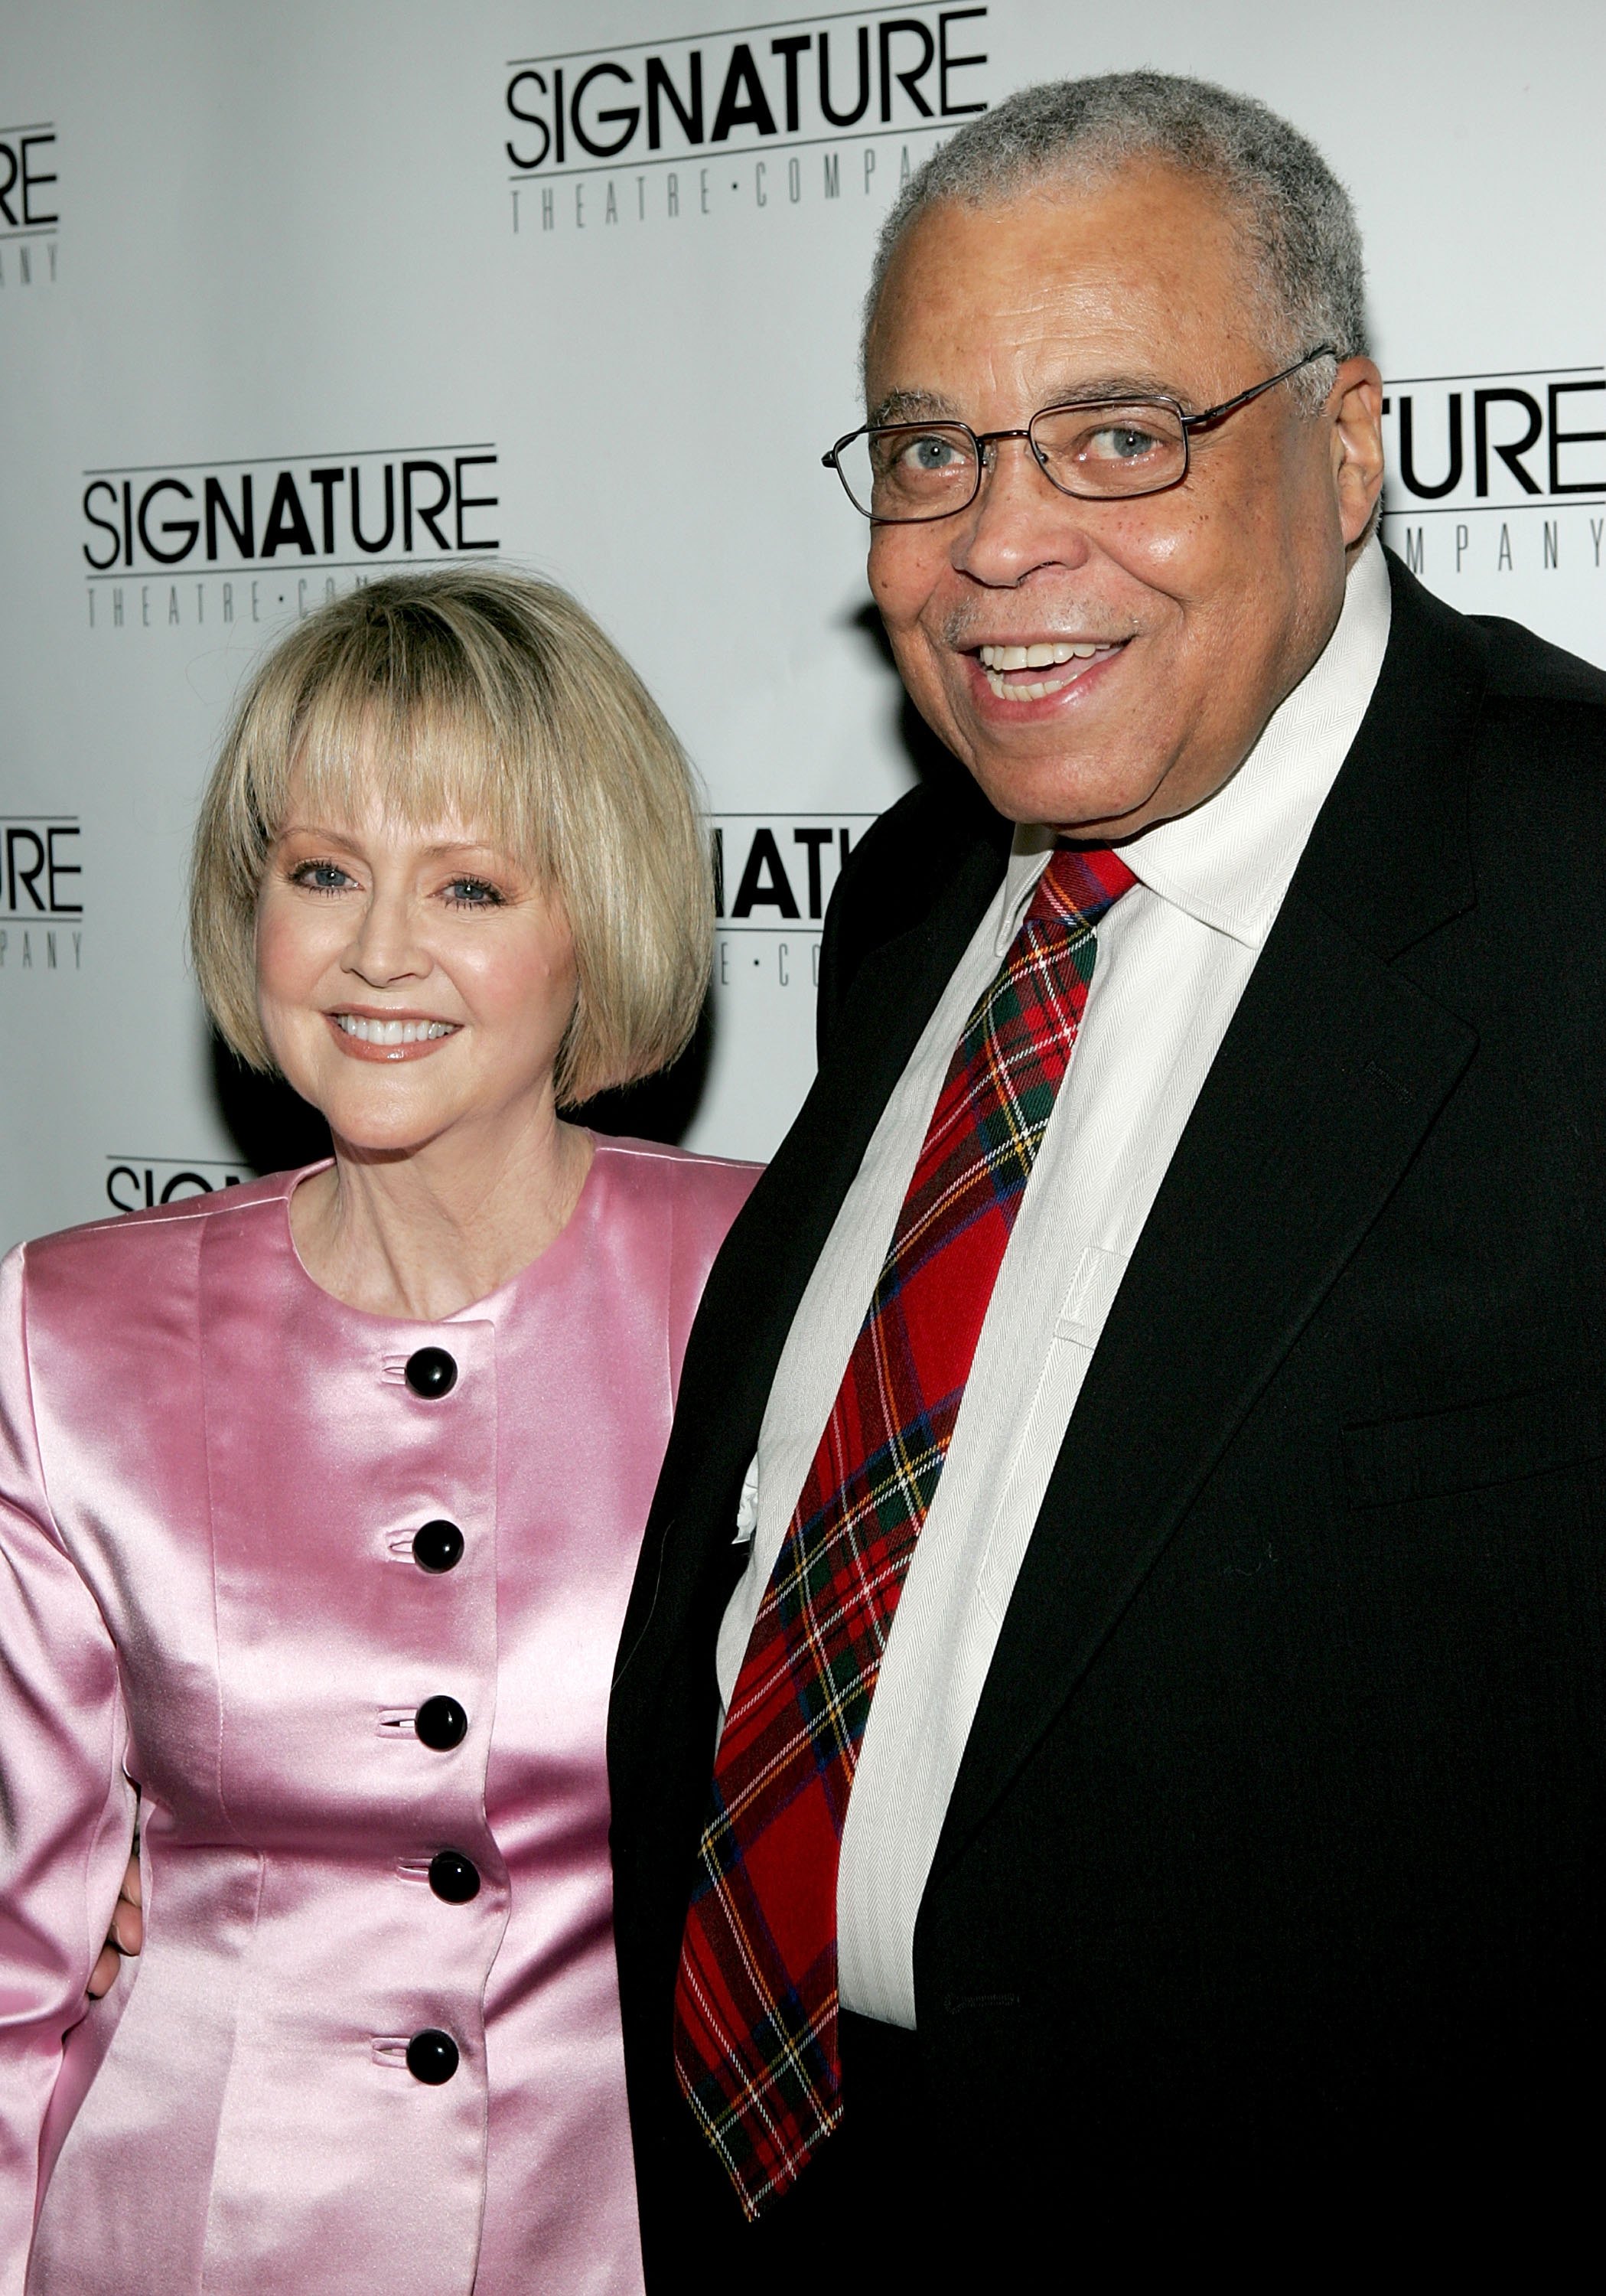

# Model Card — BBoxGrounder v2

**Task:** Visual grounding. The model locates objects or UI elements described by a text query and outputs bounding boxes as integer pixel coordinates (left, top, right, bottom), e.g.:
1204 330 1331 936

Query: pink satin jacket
0 1138 757 2295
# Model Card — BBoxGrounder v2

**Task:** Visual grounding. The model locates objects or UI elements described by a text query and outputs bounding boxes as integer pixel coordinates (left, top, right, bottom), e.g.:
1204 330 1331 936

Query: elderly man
609 72 1606 2269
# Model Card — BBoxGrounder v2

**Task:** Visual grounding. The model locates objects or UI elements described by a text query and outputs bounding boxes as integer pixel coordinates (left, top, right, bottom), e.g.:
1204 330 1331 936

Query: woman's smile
324 1006 463 1061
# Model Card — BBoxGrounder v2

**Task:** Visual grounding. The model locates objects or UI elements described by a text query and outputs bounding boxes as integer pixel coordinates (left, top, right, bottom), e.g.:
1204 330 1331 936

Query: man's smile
973 637 1128 701
946 631 1133 716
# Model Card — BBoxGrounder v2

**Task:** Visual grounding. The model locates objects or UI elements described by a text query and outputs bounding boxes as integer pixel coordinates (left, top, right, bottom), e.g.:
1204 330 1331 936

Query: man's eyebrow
865 373 1196 427
1041 370 1195 409
865 387 962 427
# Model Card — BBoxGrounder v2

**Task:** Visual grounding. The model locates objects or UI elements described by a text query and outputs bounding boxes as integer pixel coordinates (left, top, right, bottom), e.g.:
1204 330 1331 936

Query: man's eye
290 859 355 894
1086 423 1163 461
895 432 969 475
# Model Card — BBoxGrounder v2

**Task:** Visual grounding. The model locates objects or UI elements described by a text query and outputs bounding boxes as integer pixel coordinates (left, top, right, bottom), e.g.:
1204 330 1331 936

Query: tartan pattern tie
673 843 1135 2219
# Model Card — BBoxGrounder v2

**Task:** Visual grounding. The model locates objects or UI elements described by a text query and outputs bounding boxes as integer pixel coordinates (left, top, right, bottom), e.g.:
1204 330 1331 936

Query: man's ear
1330 357 1386 550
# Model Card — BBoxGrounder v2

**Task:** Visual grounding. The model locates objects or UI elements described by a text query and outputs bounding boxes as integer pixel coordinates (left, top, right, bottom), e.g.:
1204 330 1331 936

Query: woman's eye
445 876 504 909
289 859 356 894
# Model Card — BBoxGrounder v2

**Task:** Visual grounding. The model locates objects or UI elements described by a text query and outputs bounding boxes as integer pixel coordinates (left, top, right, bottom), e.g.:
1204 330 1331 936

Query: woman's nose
344 892 428 985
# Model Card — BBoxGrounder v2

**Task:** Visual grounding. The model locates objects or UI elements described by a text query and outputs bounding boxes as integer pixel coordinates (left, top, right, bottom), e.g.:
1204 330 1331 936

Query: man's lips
322 1008 462 1063
963 637 1130 709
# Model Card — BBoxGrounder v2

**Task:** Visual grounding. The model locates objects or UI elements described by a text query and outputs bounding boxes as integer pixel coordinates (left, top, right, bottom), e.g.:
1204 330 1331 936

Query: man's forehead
864 168 1256 419
875 160 1243 295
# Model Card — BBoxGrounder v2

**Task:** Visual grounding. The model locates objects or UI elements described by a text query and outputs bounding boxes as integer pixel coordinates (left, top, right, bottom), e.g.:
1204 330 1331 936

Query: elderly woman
0 569 756 2294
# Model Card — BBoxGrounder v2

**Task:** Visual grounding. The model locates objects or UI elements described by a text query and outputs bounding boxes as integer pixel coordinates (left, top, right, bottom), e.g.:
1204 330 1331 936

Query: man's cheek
913 647 971 733
881 621 938 703
868 531 942 621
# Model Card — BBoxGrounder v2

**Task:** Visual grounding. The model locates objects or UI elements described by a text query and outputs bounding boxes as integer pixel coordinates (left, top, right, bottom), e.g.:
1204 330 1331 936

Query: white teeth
979 638 1120 700
335 1014 456 1045
978 640 1112 669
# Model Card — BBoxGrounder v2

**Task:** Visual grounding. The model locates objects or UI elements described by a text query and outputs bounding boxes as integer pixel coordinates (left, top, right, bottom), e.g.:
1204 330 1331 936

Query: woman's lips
323 1012 461 1063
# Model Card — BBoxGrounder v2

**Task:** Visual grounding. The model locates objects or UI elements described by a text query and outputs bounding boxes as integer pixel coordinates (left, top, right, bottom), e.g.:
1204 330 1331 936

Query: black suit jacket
608 557 1606 2258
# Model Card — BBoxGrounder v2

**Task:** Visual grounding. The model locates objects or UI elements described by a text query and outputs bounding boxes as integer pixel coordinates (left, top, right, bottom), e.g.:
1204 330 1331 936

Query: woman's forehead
275 802 513 858
279 715 529 853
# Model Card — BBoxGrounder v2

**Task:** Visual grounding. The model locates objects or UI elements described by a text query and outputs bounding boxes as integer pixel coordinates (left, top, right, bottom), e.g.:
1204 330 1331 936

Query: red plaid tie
673 844 1135 2218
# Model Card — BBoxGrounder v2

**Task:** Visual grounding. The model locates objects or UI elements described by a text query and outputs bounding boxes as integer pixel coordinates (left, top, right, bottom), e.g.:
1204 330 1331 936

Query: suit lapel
930 556 1487 1878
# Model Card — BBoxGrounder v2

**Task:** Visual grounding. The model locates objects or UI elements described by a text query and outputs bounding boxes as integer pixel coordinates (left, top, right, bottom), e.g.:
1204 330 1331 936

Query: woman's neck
288 1099 595 1321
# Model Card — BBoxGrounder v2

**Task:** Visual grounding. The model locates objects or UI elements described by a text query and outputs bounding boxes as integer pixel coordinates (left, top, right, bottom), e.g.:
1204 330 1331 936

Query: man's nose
951 434 1094 585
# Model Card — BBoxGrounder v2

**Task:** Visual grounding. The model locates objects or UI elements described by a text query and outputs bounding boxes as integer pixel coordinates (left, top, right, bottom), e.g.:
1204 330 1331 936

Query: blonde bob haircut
190 566 712 1107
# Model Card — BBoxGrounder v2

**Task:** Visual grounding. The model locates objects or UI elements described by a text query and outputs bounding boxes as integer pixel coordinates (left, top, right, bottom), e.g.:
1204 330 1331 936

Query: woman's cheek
254 892 318 999
254 899 338 1080
463 930 572 1030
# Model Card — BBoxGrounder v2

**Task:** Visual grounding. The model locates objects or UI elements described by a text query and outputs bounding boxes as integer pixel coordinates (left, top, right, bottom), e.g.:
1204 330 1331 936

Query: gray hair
867 72 1368 410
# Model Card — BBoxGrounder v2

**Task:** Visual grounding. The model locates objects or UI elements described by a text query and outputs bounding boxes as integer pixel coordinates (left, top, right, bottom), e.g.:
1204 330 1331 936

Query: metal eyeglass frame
821 345 1341 522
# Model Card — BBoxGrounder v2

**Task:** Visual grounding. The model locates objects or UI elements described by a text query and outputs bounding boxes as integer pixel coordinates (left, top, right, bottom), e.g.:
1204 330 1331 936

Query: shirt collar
997 537 1393 954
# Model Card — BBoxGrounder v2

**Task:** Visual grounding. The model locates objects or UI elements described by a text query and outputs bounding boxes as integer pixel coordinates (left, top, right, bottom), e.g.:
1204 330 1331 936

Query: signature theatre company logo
0 814 81 972
82 445 500 631
103 1156 251 1214
506 3 989 232
1380 364 1604 579
0 118 57 286
711 814 875 989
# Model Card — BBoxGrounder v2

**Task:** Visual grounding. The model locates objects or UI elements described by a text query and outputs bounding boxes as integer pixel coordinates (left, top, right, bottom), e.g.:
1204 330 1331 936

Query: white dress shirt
716 540 1393 2029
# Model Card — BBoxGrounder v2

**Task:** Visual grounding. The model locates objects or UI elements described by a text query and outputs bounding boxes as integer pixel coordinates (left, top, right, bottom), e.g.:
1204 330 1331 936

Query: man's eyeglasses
821 346 1339 523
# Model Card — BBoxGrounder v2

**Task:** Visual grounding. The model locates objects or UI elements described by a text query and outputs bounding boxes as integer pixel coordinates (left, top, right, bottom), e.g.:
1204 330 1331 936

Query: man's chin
964 748 1171 837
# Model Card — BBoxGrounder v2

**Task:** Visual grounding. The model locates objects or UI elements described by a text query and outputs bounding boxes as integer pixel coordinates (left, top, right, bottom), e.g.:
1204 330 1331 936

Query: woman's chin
318 1101 458 1162
279 1058 454 1153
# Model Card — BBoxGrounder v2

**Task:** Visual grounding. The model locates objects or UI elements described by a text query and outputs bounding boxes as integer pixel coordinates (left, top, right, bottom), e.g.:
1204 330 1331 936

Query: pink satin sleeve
0 1245 138 2294
0 1145 760 2294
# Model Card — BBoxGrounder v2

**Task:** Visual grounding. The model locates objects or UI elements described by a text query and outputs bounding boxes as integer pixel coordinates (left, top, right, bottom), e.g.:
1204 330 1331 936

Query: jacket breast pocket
1342 1383 1606 1509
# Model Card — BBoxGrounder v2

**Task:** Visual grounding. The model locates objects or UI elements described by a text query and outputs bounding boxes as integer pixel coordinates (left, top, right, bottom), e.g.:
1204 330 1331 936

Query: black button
428 1851 480 1904
405 2029 460 2085
404 1348 457 1399
412 1520 464 1574
415 1695 467 1751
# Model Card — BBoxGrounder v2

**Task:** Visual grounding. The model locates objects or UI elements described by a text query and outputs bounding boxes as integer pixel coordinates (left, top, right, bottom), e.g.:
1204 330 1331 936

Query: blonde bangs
278 669 544 868
190 568 712 1102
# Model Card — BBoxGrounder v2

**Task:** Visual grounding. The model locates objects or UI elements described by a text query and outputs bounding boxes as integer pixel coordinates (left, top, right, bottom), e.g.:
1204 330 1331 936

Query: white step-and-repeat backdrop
2 1 1602 1248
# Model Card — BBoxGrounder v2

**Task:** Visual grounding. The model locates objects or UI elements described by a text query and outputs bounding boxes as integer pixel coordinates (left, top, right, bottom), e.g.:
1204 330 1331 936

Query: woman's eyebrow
275 821 364 852
273 827 510 864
